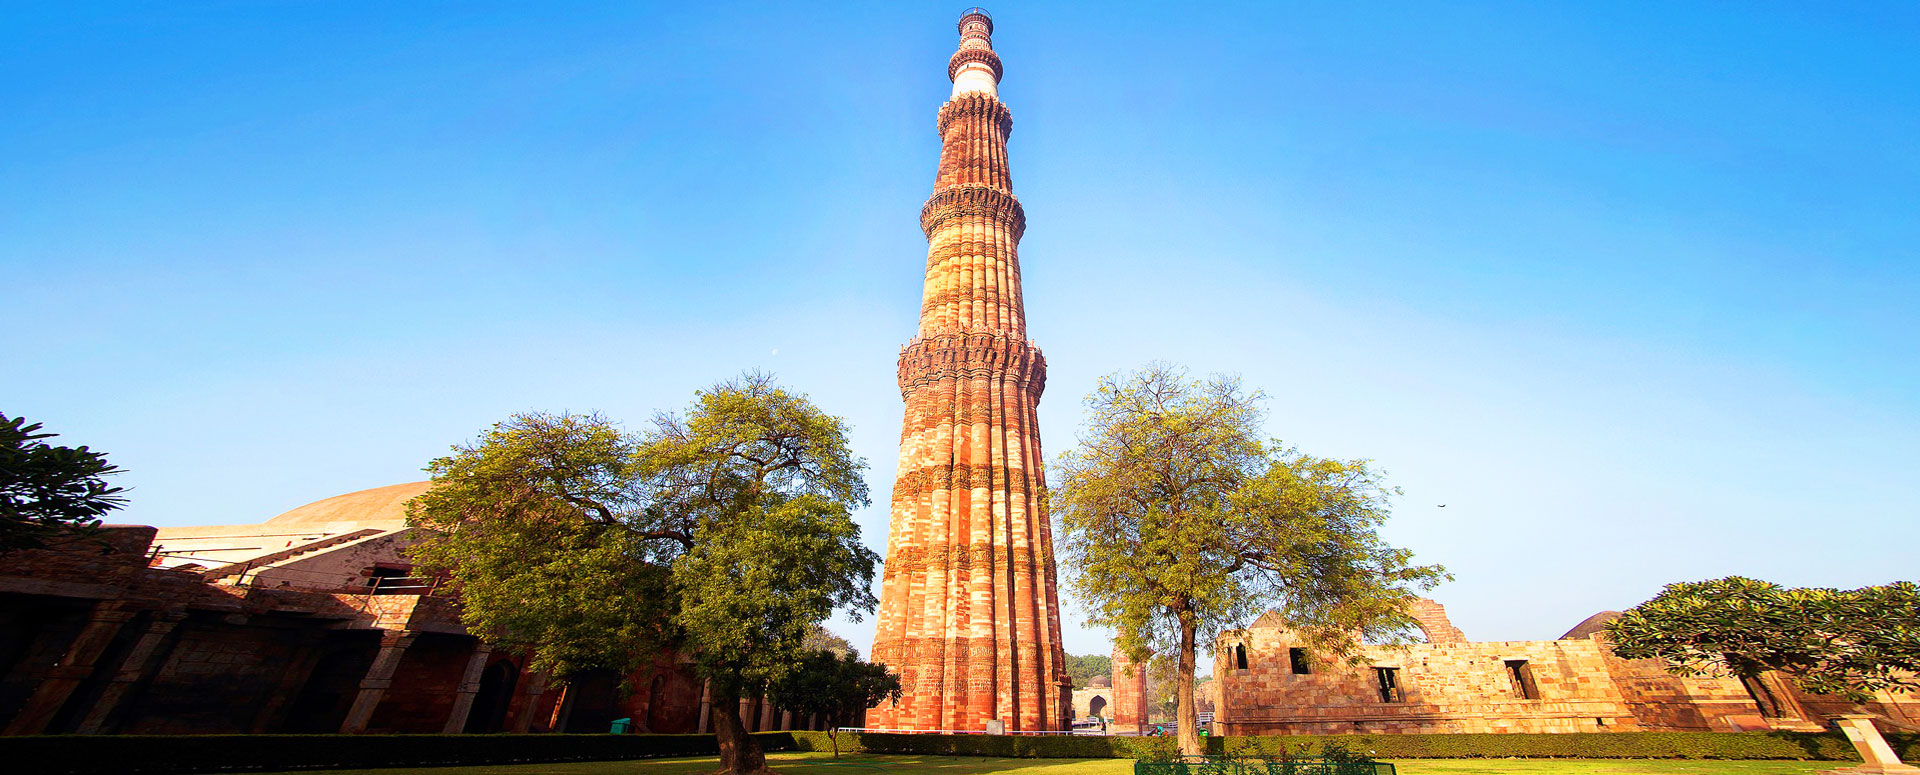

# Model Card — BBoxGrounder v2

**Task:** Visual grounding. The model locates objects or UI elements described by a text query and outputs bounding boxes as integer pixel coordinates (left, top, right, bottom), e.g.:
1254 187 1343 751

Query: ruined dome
264 481 431 527
1560 611 1623 641
1088 674 1111 689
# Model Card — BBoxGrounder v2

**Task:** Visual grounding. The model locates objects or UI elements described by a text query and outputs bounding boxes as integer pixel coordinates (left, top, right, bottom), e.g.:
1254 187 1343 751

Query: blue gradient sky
7 1 1917 659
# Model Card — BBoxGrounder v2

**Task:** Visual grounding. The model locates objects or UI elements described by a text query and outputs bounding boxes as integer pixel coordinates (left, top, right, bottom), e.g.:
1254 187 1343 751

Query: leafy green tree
1053 364 1448 755
1 414 127 554
1065 653 1113 690
768 648 902 757
1606 576 1920 709
803 625 857 657
408 374 879 775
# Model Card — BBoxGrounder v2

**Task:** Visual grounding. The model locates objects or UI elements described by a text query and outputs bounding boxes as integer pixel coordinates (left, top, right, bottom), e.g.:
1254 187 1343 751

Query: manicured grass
243 752 1845 775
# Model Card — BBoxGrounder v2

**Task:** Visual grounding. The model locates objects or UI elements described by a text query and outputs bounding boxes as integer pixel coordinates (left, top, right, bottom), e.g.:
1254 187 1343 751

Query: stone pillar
508 671 549 733
780 709 793 731
339 630 415 734
696 680 711 734
1110 646 1151 735
249 631 327 733
1824 715 1920 774
757 696 776 733
73 610 187 734
4 602 137 735
441 642 494 733
546 683 575 732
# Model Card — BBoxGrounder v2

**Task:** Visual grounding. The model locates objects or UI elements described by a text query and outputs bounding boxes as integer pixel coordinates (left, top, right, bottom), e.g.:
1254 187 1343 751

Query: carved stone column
441 642 494 733
1825 715 1920 774
508 671 548 733
73 610 187 734
4 602 137 735
249 630 327 733
339 630 415 734
696 679 711 734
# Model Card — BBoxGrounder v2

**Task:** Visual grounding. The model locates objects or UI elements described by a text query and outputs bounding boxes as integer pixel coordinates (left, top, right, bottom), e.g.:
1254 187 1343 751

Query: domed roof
1560 611 1623 641
1087 674 1111 689
264 481 431 527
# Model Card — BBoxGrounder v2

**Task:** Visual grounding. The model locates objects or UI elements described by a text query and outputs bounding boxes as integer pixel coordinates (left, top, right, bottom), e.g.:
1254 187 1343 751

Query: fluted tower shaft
868 9 1070 732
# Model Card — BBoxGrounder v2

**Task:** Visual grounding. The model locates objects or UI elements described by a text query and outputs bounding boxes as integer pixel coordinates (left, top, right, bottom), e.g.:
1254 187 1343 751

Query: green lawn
244 752 1847 775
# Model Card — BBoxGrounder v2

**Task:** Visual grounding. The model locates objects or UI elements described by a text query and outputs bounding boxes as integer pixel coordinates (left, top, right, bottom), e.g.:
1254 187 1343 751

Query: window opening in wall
1289 648 1311 675
1374 667 1402 703
366 564 412 593
1505 659 1539 699
1234 644 1248 670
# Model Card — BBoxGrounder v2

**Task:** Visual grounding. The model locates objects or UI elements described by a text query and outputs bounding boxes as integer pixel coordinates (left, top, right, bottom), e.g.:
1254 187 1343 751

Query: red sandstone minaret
867 8 1070 732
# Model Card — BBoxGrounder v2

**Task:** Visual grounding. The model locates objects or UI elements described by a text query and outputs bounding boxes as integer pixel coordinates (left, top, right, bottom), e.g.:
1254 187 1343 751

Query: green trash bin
610 717 633 734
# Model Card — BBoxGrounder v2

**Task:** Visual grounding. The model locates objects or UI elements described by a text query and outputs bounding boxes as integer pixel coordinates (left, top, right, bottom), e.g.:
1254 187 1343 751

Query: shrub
783 729 1902 762
10 728 1909 773
4 732 797 775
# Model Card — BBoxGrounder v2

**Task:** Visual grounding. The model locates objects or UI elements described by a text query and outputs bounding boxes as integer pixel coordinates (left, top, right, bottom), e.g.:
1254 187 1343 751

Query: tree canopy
1065 653 1113 690
0 413 127 554
768 648 901 757
1606 576 1920 704
406 374 881 775
1053 364 1447 754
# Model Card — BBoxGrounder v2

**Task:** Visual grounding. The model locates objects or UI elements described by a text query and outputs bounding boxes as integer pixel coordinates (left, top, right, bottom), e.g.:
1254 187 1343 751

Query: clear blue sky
7 1 1917 659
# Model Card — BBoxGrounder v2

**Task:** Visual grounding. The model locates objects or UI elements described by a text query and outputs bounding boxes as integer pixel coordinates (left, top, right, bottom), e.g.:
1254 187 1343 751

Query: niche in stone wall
1374 667 1403 703
1505 660 1540 700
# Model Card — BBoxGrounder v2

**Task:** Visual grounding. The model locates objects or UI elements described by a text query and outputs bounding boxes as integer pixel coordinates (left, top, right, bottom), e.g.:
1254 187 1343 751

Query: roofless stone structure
867 8 1071 732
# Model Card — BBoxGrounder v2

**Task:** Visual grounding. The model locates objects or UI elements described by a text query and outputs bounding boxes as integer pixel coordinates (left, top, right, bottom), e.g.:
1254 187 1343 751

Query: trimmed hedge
10 729 1918 774
789 729 1920 762
5 731 797 775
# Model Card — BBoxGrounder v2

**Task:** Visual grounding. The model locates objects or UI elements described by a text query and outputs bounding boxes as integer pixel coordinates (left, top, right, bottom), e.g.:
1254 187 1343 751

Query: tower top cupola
949 8 1002 98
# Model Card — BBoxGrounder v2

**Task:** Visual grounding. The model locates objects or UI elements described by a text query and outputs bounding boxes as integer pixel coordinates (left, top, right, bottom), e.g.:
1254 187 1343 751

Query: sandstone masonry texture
1212 600 1920 736
867 8 1071 733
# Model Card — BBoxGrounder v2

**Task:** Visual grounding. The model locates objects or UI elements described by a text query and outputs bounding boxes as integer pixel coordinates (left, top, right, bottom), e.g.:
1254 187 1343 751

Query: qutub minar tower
868 8 1072 732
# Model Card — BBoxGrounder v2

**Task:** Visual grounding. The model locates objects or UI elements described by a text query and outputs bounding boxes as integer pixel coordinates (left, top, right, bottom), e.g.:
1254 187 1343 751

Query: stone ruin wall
1212 598 1920 736
0 525 728 737
1109 646 1150 734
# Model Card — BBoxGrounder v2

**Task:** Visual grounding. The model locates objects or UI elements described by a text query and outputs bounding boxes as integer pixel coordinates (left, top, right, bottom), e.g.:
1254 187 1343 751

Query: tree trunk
1176 610 1202 757
710 684 768 774
828 727 839 758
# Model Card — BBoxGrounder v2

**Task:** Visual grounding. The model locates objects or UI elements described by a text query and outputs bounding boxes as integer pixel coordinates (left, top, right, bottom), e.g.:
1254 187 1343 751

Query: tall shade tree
1606 576 1920 712
1 414 127 553
767 648 902 758
408 374 880 775
1053 364 1448 755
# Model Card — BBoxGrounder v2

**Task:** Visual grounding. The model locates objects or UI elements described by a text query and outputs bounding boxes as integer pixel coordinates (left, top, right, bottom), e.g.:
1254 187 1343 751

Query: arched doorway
1088 695 1107 718
282 647 374 733
562 669 621 733
463 661 518 733
645 668 701 733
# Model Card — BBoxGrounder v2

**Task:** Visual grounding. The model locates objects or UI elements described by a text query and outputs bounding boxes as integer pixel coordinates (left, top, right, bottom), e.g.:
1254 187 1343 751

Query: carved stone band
897 333 1048 398
921 185 1026 240
937 93 1013 136
948 47 1004 81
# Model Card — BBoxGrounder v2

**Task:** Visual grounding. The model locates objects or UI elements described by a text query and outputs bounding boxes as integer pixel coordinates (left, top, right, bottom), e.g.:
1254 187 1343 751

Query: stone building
0 483 826 736
868 8 1072 733
1209 598 1920 736
1070 674 1112 721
